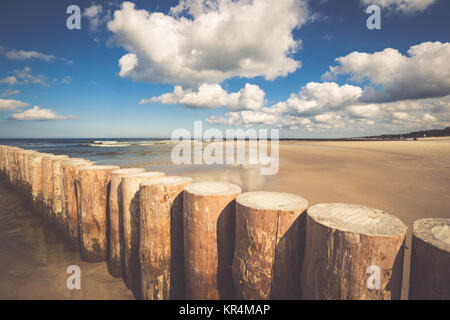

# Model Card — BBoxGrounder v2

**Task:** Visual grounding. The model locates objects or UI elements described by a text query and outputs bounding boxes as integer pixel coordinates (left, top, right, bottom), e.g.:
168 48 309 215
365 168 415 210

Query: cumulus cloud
267 82 362 116
9 106 75 121
360 0 438 14
107 0 310 86
10 67 49 86
142 83 265 110
205 82 450 132
0 98 28 111
323 41 450 103
0 46 72 63
0 76 18 85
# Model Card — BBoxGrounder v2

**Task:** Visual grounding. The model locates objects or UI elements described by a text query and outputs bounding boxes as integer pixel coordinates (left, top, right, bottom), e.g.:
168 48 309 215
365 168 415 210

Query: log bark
139 176 193 300
183 181 241 300
41 155 68 220
28 153 53 207
300 203 407 300
20 150 37 196
108 168 145 277
121 171 165 295
61 159 93 248
51 157 76 230
232 191 308 300
77 165 120 262
409 218 450 300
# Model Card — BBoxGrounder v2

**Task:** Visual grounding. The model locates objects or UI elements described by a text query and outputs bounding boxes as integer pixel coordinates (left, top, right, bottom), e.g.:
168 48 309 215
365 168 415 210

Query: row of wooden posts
0 144 448 300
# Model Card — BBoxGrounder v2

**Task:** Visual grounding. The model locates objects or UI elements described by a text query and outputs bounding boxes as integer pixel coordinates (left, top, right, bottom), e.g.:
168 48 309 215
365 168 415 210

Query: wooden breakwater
0 145 448 300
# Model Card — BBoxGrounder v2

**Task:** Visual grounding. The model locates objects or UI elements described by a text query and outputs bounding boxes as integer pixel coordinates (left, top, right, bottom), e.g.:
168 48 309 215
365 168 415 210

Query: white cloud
10 67 48 86
9 106 75 121
268 82 362 115
0 88 20 97
323 41 450 103
107 0 310 86
360 0 438 14
0 46 72 63
0 98 28 111
0 76 18 85
142 82 265 110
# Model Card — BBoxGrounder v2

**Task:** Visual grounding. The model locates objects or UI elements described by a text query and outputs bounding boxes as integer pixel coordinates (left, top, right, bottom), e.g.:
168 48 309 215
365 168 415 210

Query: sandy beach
170 138 450 299
0 138 448 299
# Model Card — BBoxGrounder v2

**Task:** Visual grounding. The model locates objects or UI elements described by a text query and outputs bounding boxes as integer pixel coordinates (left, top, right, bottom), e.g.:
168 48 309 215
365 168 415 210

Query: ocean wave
88 143 130 147
93 140 119 145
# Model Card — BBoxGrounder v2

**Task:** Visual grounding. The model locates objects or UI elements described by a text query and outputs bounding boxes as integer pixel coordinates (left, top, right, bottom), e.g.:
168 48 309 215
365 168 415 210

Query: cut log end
413 218 450 253
111 168 145 176
236 191 308 212
140 176 193 188
184 181 241 197
308 203 407 237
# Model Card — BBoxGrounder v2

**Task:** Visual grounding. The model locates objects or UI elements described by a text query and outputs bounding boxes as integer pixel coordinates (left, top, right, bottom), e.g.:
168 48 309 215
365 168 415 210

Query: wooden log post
139 176 193 300
41 155 69 222
121 171 165 294
8 148 22 188
108 168 146 277
28 152 53 208
21 150 38 197
60 159 94 245
232 191 308 300
77 165 120 262
300 203 407 300
183 181 241 300
409 218 450 300
53 157 88 233
0 146 7 178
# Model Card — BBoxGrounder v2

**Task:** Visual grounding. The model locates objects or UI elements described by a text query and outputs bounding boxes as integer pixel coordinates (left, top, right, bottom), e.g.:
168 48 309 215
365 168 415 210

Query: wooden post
53 158 88 233
300 203 407 300
183 181 241 300
77 165 120 262
108 168 146 277
28 152 53 208
232 191 308 300
8 148 23 188
41 155 68 220
139 176 193 300
21 150 38 196
60 159 94 246
121 171 165 294
409 218 449 300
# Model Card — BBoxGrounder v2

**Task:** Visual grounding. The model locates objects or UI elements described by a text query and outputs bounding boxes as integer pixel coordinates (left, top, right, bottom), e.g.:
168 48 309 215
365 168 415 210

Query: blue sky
0 0 449 138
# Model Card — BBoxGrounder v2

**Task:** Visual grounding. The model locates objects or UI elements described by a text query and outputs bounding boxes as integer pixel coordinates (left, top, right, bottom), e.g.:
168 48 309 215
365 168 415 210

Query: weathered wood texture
232 191 308 300
61 159 93 248
409 218 450 300
108 168 145 277
183 181 241 300
121 172 165 294
77 165 120 262
52 157 79 230
28 153 53 206
41 155 68 220
139 176 193 300
300 203 407 300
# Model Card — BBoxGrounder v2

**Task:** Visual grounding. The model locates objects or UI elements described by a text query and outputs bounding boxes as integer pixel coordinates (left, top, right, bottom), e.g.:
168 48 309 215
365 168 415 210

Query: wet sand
169 138 450 299
0 179 134 300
